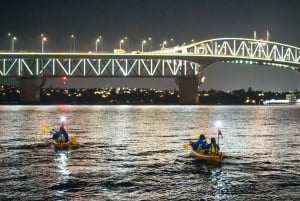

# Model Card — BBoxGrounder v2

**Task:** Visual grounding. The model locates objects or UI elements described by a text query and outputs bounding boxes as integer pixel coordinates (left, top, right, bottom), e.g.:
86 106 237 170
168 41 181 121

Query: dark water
0 105 299 201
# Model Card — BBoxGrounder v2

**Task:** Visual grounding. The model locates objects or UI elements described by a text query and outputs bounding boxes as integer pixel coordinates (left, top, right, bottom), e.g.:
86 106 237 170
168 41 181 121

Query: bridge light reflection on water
53 151 70 198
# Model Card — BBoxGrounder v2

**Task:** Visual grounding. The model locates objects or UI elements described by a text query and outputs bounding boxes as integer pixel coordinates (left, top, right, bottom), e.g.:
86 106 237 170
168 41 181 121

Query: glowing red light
62 76 67 80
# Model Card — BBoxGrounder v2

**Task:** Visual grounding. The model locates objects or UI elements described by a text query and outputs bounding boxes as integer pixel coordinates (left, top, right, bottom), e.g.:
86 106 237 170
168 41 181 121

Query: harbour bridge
1 38 300 104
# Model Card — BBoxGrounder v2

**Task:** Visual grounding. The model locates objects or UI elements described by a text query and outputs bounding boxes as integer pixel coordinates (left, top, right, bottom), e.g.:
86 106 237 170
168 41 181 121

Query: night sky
1 0 300 91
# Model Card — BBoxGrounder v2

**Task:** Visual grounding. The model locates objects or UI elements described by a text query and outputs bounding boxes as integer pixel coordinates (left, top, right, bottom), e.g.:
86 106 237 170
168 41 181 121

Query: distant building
263 93 298 105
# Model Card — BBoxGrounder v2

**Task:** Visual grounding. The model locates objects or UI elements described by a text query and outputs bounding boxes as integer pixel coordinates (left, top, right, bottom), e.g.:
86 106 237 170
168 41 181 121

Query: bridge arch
170 38 300 72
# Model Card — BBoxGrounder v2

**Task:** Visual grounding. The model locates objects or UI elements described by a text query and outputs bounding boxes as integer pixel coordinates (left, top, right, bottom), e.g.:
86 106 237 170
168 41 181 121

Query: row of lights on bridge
5 33 195 53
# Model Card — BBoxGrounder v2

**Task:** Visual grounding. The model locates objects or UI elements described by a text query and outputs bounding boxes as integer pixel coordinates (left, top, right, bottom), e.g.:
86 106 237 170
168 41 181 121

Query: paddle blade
191 131 199 138
183 143 190 149
70 136 78 145
41 125 51 133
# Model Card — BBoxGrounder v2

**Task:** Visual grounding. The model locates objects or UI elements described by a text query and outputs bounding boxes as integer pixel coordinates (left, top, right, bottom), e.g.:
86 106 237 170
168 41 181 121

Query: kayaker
52 123 69 143
208 137 220 154
190 134 210 150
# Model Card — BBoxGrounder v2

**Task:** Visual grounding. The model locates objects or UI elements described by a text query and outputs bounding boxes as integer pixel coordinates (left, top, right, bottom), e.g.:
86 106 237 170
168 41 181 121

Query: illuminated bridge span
161 38 300 72
1 38 300 78
0 53 201 77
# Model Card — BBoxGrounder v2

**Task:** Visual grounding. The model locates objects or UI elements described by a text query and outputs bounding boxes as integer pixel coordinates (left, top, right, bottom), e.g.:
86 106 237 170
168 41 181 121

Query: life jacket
194 139 209 150
56 134 65 143
208 144 219 154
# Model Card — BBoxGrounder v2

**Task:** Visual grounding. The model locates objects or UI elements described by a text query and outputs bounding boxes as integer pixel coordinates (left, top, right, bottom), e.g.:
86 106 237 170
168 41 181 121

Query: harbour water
0 105 299 200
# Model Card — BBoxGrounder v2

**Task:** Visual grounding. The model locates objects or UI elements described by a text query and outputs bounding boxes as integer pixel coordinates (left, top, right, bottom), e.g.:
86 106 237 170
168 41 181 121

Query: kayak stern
191 149 225 163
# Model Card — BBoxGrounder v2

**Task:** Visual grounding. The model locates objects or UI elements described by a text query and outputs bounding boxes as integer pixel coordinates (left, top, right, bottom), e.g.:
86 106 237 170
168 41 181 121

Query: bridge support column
18 77 46 104
175 76 199 105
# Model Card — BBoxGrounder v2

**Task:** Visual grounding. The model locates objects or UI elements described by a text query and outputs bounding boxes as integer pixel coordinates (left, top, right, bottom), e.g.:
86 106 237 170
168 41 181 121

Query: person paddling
190 134 210 151
52 123 69 143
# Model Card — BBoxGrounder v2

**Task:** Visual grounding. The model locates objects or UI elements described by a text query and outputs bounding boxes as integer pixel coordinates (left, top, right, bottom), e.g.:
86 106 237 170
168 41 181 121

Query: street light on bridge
7 33 12 51
120 39 124 49
124 36 129 51
99 36 103 52
170 38 175 47
161 41 167 49
148 37 152 51
95 38 100 53
41 34 47 53
69 34 75 52
11 36 17 52
95 36 103 52
8 33 17 52
141 40 147 52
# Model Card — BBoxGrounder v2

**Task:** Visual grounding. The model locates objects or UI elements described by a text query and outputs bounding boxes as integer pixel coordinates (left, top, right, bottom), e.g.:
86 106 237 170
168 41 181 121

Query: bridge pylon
175 76 199 105
18 76 46 104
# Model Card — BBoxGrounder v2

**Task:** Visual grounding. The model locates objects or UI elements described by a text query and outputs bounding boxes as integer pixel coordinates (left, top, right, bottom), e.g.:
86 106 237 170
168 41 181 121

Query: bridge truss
0 38 300 78
0 55 200 78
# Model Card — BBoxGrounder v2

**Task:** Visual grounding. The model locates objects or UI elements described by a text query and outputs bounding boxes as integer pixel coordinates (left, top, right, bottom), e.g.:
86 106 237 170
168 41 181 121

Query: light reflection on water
0 105 299 200
53 151 70 198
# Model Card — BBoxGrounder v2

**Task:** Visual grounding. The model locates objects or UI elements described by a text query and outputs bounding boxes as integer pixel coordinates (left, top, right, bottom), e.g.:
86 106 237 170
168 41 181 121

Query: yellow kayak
54 141 69 149
191 149 225 163
53 136 79 149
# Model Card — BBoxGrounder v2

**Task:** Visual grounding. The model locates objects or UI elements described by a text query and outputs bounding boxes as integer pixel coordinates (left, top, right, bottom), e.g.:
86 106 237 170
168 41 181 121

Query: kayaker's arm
201 143 210 149
52 131 61 140
190 140 200 150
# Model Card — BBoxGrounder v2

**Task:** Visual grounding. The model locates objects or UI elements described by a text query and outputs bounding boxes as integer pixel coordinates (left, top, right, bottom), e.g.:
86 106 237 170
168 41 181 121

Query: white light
60 116 66 122
215 120 222 128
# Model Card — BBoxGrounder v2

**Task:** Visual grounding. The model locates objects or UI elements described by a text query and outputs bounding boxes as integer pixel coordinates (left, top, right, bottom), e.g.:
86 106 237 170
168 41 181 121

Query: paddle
183 130 200 149
69 136 78 145
191 130 200 138
41 125 51 133
183 143 190 149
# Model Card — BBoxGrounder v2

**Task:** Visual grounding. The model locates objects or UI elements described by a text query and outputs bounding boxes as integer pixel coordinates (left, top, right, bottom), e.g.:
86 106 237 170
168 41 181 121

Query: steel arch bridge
161 38 300 71
0 37 300 78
